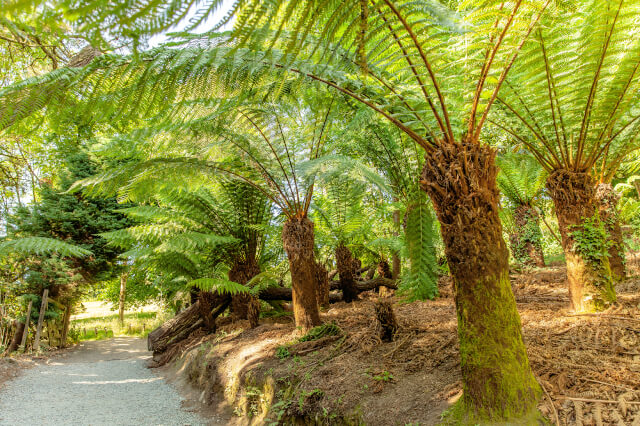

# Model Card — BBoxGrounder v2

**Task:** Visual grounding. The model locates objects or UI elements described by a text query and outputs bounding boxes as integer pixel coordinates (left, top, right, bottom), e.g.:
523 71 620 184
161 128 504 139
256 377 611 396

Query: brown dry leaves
515 266 640 426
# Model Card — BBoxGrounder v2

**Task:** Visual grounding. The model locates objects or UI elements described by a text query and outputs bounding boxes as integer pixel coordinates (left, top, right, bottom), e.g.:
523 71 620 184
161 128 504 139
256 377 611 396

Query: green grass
70 311 169 342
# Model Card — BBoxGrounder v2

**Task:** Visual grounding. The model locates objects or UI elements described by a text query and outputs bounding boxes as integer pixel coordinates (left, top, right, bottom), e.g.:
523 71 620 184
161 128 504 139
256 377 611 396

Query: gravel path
0 338 206 425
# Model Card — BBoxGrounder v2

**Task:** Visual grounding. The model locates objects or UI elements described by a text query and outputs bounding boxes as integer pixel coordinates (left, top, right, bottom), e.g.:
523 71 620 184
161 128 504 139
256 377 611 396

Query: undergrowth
70 311 168 341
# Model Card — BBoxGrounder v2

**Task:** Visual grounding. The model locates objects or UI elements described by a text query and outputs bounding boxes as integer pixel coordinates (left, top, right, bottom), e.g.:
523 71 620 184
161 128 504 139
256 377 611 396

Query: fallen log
148 302 203 353
258 277 397 302
148 294 231 354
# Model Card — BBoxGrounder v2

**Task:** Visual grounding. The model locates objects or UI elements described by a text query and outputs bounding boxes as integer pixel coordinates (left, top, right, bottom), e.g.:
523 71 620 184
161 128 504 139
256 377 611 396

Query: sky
148 0 235 48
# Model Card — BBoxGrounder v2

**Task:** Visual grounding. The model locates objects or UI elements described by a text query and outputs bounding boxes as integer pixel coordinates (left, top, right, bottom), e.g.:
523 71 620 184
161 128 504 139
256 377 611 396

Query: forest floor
158 260 640 425
0 338 214 425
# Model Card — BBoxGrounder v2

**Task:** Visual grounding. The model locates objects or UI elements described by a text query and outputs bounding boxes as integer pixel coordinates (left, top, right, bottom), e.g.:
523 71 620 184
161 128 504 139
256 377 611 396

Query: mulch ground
164 261 640 425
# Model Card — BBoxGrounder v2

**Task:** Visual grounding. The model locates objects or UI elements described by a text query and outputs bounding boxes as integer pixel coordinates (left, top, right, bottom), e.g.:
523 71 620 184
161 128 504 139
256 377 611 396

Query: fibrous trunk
421 140 539 420
547 170 616 312
282 217 321 332
315 261 330 308
509 204 545 267
377 259 393 297
228 258 261 325
336 243 359 303
374 299 398 342
595 183 625 280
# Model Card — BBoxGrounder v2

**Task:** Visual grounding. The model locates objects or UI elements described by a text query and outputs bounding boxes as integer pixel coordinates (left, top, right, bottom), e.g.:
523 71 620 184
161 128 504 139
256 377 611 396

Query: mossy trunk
547 171 616 312
421 140 540 420
228 258 261 324
509 204 545 268
595 183 626 280
336 243 359 303
282 217 321 332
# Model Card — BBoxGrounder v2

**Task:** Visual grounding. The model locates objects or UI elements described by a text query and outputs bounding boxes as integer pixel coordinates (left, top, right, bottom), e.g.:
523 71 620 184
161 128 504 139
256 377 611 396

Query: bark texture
509 204 545 267
375 299 398 342
547 170 616 312
595 183 626 280
256 277 397 302
421 140 539 420
5 320 24 354
315 261 330 308
282 217 321 331
148 302 204 353
336 243 359 303
228 258 261 324
377 259 393 297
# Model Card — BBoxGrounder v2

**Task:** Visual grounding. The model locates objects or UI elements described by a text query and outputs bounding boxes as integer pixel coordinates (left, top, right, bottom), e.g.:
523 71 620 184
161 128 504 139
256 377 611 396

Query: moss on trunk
595 183 626 280
509 204 545 268
421 140 540 421
547 171 616 312
282 217 321 332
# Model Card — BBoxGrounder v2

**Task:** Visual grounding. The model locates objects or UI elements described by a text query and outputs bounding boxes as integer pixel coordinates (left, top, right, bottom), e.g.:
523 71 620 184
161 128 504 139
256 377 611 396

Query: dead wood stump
375 300 398 342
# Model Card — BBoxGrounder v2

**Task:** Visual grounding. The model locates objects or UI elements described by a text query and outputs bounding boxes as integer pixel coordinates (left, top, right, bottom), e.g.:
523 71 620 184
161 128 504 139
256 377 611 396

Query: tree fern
496 152 547 207
495 0 640 175
0 236 92 257
400 190 439 300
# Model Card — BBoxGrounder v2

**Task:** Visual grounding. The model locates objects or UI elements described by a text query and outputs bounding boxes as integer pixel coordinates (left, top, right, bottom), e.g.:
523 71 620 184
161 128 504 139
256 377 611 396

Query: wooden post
60 302 72 347
20 300 33 349
33 289 49 351
119 269 128 325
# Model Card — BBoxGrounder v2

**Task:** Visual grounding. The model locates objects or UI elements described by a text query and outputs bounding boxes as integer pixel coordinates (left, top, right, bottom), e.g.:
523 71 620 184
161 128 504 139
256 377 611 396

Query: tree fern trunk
336 243 359 303
315 261 330 308
282 217 321 332
510 204 545 268
228 258 261 323
595 183 626 280
421 140 540 421
547 170 616 312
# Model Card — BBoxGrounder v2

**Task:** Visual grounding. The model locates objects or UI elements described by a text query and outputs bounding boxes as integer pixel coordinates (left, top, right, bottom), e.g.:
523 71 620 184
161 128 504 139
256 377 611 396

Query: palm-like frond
496 152 547 206
0 236 92 257
495 0 640 175
1 0 554 150
400 190 439 300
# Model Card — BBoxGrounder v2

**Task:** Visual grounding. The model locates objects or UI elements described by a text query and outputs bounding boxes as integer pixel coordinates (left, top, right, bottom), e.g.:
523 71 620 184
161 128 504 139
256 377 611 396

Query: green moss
454 270 541 421
570 213 617 311
440 398 548 425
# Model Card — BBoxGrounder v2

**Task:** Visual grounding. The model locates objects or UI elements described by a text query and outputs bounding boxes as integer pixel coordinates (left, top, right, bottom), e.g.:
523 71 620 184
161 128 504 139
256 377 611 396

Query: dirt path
0 338 208 425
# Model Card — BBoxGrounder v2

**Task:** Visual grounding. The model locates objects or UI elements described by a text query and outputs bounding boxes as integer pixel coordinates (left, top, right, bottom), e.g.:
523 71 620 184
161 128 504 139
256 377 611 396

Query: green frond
496 152 547 206
188 277 251 295
400 190 439 301
0 237 92 258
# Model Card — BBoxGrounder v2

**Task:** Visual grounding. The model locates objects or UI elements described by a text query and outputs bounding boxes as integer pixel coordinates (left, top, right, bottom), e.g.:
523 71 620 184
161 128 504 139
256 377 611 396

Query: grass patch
70 311 169 342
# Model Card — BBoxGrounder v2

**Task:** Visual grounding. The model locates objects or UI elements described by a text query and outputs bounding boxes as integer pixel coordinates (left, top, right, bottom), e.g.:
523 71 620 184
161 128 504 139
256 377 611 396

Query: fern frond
0 237 92 257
